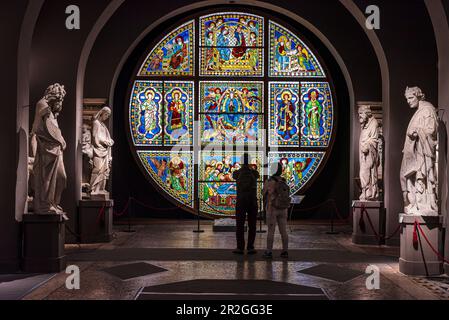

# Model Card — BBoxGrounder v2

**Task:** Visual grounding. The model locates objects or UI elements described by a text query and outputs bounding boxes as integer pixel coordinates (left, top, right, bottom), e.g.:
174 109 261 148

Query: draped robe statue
32 84 67 214
358 105 380 201
400 87 439 216
90 107 114 199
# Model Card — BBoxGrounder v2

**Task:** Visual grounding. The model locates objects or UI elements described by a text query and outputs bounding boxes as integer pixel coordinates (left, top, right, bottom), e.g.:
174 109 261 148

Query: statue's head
358 105 372 125
405 86 425 109
94 106 112 122
82 123 90 133
44 83 66 114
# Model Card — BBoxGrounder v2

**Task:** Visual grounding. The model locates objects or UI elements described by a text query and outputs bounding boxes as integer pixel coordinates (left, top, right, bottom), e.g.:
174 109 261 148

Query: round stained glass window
127 12 335 218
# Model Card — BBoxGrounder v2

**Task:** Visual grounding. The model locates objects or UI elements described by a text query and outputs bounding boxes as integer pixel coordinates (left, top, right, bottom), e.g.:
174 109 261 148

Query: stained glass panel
200 13 264 46
200 81 263 113
268 152 325 195
269 82 300 147
129 14 335 218
200 13 264 77
129 81 163 146
200 48 263 77
139 21 195 76
269 21 325 77
199 151 263 216
300 82 333 147
164 81 194 146
200 114 262 146
199 151 263 182
138 151 194 208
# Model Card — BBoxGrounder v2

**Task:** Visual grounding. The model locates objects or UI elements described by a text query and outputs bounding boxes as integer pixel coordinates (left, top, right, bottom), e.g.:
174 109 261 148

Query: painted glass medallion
269 82 300 147
269 21 325 78
129 81 163 146
139 21 195 76
138 151 194 208
300 82 334 147
164 82 194 146
268 152 325 195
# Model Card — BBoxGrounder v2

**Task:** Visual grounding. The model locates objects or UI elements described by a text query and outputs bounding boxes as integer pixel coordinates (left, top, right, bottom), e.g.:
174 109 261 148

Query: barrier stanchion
326 201 339 235
193 198 204 233
123 197 136 233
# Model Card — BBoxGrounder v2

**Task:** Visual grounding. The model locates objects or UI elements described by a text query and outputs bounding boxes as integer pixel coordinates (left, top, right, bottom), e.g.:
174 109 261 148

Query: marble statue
82 123 93 159
31 84 67 214
358 105 380 201
90 106 114 199
81 123 93 197
400 87 439 216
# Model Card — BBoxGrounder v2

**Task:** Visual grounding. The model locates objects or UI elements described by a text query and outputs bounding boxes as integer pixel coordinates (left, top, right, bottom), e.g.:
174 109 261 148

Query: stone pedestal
78 200 114 243
352 201 384 245
399 214 444 276
22 214 67 273
213 218 248 232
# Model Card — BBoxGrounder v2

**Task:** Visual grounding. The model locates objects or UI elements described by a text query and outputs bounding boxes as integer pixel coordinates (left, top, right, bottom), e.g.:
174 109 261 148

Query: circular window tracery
127 11 335 218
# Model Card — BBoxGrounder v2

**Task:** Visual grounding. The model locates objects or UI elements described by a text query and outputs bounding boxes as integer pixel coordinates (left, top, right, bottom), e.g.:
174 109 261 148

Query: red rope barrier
359 205 383 243
113 198 130 217
416 221 449 264
96 204 106 225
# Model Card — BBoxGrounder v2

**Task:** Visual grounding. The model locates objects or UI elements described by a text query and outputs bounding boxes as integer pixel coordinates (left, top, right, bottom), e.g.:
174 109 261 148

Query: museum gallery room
2 0 449 303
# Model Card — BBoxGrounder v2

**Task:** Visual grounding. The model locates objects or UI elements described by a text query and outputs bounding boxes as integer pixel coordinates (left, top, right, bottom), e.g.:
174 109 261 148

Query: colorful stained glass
268 152 324 195
138 151 194 208
199 151 263 182
199 150 264 216
129 15 335 218
129 81 163 146
200 13 264 46
200 48 263 77
164 82 194 146
200 81 263 113
269 21 325 77
139 21 195 76
301 82 333 147
269 82 300 147
200 12 263 77
200 114 262 146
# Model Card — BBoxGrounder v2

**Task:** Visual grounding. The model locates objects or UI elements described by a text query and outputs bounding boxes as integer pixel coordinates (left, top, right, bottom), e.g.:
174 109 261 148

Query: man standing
232 153 260 255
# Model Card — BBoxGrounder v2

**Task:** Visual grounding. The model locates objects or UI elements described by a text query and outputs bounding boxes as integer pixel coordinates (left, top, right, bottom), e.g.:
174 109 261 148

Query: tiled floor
16 221 448 300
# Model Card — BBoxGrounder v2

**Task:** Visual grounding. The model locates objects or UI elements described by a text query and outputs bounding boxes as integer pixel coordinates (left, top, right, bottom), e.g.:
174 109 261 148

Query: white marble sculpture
31 84 67 214
81 123 93 197
90 106 114 200
400 87 439 216
358 105 380 201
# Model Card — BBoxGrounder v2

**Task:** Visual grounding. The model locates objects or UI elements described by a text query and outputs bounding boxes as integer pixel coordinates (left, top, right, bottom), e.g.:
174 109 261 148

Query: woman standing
263 163 291 259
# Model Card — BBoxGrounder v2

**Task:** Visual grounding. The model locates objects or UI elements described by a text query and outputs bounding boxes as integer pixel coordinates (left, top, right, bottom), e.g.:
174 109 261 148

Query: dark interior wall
30 0 110 239
84 0 383 220
0 0 28 272
357 0 438 244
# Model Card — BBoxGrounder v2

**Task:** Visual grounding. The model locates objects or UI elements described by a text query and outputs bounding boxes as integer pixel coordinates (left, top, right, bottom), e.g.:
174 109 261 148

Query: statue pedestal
78 200 114 243
213 218 248 232
399 214 444 276
352 200 384 245
22 214 67 273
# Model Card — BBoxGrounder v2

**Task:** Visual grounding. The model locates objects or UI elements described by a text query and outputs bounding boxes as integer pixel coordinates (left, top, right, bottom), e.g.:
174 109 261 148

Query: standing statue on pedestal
400 87 439 216
90 107 114 200
358 105 380 201
31 84 67 214
81 123 93 198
